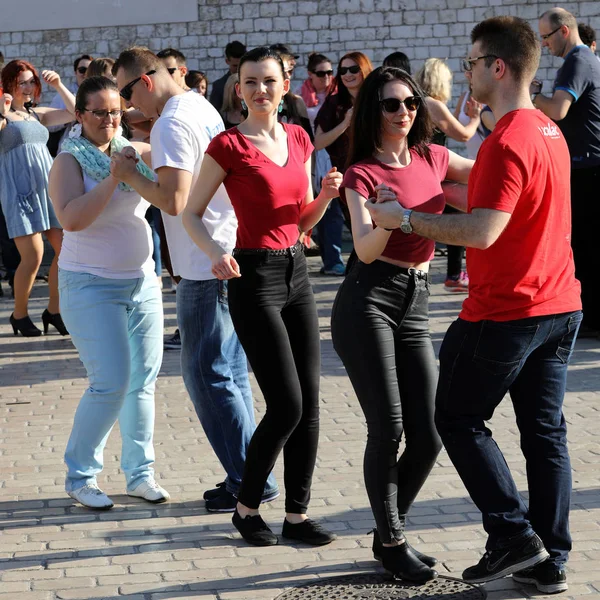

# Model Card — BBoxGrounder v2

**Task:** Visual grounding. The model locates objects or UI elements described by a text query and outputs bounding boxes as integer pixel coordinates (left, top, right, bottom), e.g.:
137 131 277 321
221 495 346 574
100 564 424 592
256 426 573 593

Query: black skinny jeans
228 247 320 513
331 260 442 543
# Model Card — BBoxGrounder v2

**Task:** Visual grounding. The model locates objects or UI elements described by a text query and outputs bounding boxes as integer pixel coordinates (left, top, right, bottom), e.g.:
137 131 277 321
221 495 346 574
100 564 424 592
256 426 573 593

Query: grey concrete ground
0 255 599 600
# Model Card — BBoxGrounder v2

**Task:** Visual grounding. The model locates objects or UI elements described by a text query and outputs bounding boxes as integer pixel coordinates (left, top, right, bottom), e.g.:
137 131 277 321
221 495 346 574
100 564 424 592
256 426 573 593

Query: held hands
0 93 12 116
466 97 483 119
530 79 543 96
373 183 399 204
365 197 404 231
320 167 343 201
41 70 62 89
211 251 241 280
110 147 139 183
342 107 353 128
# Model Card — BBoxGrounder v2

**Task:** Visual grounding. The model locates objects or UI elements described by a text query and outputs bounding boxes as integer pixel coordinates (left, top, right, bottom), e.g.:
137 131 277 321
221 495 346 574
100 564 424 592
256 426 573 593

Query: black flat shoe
372 528 438 568
42 309 68 335
281 518 337 546
379 541 438 583
10 314 42 337
232 509 277 546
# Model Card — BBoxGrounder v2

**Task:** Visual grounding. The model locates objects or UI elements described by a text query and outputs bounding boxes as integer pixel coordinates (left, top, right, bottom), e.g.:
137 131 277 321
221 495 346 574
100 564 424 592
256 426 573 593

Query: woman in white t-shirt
48 76 169 510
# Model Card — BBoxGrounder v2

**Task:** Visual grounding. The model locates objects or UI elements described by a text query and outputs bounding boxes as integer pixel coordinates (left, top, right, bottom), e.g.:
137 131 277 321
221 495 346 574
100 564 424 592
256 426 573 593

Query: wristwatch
400 209 413 234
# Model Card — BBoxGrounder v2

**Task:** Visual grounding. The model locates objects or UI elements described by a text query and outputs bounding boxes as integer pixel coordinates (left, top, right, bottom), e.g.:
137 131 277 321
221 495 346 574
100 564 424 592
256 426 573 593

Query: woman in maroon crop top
183 47 342 547
331 67 473 581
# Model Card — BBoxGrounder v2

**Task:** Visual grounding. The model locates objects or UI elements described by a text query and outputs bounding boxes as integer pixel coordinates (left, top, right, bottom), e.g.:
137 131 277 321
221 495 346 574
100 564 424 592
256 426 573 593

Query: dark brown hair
86 58 115 79
75 76 119 113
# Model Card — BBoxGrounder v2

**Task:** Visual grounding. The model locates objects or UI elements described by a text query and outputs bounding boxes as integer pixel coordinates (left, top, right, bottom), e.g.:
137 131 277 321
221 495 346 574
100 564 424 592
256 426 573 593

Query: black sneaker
371 528 438 568
164 329 181 350
462 533 549 584
232 509 278 546
513 562 568 594
281 518 337 546
206 486 237 513
203 482 226 501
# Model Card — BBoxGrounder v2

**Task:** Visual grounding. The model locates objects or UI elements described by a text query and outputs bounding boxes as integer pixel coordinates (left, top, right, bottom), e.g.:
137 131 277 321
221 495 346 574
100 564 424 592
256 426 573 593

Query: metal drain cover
274 573 486 600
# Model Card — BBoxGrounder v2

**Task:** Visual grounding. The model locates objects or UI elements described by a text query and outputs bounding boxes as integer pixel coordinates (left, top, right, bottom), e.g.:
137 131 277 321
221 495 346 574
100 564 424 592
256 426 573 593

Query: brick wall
1 0 599 115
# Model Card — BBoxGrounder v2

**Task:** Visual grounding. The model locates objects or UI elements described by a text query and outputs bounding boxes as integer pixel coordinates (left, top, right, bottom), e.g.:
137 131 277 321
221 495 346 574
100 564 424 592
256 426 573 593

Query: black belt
233 241 303 257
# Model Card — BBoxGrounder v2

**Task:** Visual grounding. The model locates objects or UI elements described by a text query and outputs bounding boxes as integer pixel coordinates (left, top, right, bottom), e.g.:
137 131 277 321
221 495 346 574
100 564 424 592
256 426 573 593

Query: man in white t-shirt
112 48 278 511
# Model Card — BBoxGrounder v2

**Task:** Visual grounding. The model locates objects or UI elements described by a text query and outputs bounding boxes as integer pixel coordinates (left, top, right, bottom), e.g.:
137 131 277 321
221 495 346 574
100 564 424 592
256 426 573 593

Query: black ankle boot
372 529 439 568
10 314 42 337
379 541 438 583
42 310 68 335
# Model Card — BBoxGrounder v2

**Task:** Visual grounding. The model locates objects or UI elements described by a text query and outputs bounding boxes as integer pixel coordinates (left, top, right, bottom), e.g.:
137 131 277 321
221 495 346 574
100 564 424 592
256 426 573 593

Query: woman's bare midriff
376 254 430 272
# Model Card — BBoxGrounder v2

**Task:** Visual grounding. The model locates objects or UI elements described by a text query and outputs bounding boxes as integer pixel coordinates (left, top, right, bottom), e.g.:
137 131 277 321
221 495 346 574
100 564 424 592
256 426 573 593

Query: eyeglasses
380 96 421 113
76 66 88 75
339 65 361 76
313 69 334 78
461 55 498 72
80 108 123 119
540 26 563 40
166 67 178 75
119 70 156 101
17 78 36 88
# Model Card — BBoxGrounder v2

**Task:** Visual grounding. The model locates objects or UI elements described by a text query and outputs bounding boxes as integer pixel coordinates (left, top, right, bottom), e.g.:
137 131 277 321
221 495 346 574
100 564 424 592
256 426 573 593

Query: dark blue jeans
435 311 582 567
316 198 344 271
331 260 442 542
177 278 278 498
229 248 321 513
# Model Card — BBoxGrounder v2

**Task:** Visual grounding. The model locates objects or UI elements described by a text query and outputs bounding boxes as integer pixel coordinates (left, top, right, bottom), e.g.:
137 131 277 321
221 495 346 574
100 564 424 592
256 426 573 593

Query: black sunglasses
380 96 421 113
313 69 334 78
339 65 361 76
119 70 156 101
167 67 178 75
76 66 88 75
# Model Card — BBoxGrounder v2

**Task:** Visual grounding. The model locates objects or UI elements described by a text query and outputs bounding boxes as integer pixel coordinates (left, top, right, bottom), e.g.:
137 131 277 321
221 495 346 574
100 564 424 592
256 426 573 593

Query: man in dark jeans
367 16 581 594
534 8 600 338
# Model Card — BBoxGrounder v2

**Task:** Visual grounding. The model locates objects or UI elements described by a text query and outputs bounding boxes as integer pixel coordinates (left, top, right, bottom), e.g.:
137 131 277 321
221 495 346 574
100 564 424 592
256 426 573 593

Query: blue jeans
59 269 163 493
316 198 344 271
435 311 582 567
177 278 278 498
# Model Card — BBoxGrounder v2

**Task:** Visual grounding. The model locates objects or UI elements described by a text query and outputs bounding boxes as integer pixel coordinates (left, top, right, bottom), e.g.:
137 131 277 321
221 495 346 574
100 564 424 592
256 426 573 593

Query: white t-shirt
59 171 154 279
151 92 237 281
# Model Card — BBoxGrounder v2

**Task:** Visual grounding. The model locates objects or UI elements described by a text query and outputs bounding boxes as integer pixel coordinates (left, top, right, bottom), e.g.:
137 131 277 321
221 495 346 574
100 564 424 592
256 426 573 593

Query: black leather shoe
379 541 438 583
372 528 438 568
232 509 277 546
10 314 42 337
281 518 337 546
42 309 68 335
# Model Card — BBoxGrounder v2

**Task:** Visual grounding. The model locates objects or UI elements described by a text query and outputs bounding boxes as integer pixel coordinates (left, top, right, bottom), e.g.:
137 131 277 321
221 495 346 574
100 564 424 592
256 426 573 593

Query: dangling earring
241 99 247 111
278 99 284 113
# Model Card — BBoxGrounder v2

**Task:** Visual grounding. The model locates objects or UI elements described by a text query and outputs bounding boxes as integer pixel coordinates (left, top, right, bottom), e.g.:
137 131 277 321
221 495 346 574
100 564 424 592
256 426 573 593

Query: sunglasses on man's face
167 67 178 75
76 66 89 75
119 70 156 101
380 96 421 113
339 65 361 76
313 69 334 78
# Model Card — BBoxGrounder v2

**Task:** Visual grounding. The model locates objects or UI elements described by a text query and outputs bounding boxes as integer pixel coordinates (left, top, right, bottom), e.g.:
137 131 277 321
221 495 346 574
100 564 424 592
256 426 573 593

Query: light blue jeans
59 269 163 493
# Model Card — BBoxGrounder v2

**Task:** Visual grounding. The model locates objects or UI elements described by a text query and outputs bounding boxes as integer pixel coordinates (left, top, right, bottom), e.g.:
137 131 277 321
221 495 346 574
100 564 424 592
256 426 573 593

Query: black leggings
331 260 442 542
229 248 320 513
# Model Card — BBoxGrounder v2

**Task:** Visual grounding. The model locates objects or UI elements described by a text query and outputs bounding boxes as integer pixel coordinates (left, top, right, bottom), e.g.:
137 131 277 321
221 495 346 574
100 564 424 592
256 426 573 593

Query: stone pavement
0 256 599 600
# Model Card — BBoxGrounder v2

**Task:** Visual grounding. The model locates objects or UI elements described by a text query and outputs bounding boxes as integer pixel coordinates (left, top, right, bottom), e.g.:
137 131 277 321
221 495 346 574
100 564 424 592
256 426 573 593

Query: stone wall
1 0 599 109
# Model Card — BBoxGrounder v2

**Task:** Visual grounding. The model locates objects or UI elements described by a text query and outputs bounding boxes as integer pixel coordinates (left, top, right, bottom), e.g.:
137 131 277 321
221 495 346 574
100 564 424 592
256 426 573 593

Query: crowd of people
0 6 598 595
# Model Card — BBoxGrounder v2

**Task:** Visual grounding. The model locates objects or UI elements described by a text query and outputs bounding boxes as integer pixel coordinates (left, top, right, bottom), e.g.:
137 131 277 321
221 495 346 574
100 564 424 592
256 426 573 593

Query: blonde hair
415 58 452 104
221 73 240 114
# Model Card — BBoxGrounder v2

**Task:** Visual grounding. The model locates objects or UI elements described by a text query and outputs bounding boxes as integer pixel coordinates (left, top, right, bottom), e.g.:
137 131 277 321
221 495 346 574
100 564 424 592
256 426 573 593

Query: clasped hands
365 183 405 231
109 146 139 183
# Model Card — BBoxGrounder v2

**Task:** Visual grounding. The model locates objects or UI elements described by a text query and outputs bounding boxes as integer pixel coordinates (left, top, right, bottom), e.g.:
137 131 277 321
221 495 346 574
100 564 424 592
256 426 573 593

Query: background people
186 70 208 96
210 41 246 112
157 48 189 90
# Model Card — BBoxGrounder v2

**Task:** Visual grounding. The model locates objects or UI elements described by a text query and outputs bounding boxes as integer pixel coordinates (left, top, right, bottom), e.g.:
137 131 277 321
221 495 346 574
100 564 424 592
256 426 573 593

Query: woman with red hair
0 60 76 336
314 51 373 275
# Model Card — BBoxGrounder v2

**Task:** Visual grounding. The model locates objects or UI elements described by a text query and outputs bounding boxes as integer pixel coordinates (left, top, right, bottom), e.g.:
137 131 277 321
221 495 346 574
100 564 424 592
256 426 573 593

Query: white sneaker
68 483 114 509
128 479 170 503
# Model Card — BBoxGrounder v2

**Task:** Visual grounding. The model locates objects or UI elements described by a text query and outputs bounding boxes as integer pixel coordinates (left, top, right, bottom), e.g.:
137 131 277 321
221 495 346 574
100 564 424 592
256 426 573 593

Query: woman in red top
183 47 342 547
331 67 473 581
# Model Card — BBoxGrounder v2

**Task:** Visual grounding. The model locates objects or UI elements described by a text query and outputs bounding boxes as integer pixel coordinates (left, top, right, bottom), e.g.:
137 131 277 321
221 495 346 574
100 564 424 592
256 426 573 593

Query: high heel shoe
41 309 69 335
10 314 42 337
372 528 438 568
378 541 438 583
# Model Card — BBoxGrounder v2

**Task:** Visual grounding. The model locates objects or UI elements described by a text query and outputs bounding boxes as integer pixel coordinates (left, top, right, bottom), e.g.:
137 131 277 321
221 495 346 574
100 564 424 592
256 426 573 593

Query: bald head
539 8 577 31
539 8 581 58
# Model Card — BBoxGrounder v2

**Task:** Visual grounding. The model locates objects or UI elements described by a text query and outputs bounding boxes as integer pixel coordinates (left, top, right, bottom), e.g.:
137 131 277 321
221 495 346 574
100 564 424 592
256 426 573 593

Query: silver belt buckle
290 243 298 257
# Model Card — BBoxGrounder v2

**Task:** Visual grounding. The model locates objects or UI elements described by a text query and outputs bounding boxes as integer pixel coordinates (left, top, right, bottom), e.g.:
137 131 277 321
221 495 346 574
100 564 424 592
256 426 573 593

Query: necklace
10 103 34 121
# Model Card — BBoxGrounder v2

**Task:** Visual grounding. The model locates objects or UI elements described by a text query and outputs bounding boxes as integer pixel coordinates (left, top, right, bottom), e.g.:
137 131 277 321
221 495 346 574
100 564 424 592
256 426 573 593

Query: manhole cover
275 574 486 600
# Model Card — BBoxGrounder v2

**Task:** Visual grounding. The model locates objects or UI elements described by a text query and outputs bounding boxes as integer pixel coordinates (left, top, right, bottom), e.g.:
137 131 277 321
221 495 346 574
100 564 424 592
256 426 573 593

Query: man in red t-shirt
367 16 581 593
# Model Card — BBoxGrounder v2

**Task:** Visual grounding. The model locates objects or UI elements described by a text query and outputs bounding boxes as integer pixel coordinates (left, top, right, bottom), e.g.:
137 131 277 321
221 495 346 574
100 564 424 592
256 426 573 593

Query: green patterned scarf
62 134 155 192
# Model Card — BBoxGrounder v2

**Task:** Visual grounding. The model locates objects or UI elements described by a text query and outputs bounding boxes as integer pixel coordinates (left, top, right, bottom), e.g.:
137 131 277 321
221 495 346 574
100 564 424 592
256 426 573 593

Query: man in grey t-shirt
535 7 600 337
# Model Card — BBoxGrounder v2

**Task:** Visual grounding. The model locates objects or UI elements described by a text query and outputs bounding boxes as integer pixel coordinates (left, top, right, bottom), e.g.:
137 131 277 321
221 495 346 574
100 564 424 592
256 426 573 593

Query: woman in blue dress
0 59 76 336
